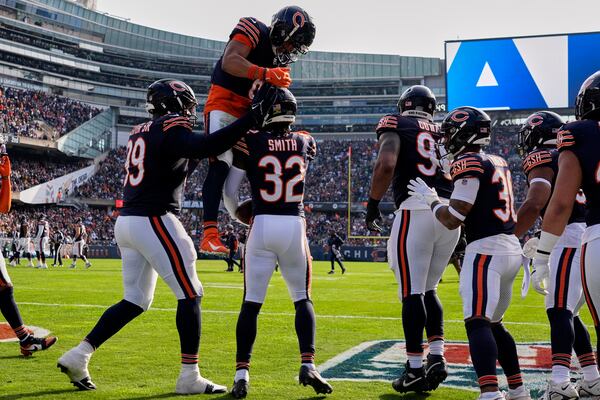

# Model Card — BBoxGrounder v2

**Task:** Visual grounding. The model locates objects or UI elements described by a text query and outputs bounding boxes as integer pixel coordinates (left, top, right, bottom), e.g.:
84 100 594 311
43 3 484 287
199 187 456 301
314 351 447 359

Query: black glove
250 83 277 127
366 197 383 232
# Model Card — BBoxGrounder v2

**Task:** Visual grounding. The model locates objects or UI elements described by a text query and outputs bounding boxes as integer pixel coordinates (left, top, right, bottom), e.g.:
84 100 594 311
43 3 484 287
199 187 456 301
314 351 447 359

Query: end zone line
16 302 552 327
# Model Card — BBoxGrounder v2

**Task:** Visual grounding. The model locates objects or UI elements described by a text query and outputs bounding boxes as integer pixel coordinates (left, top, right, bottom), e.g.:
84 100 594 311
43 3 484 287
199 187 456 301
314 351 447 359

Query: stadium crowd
11 155 90 192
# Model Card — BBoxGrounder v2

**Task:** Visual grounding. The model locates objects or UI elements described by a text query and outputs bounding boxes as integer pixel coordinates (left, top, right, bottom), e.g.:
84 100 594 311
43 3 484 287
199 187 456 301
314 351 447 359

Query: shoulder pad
522 149 553 175
557 122 580 150
450 153 484 180
233 17 263 48
162 116 192 133
376 114 400 133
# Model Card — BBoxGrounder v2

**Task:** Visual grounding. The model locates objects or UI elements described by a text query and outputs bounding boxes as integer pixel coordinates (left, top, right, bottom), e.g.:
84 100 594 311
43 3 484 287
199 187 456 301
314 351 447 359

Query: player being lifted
0 153 57 355
533 71 600 398
365 86 459 393
34 214 49 269
57 79 277 393
223 88 332 398
515 111 598 398
70 218 91 269
408 107 530 400
200 5 315 255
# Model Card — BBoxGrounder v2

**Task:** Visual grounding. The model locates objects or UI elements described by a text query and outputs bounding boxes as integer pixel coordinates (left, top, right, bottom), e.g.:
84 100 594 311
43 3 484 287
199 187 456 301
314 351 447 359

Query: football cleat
425 354 448 390
341 267 346 274
503 385 533 400
85 262 92 269
9 260 16 267
392 362 429 393
26 262 33 267
20 334 57 356
175 371 227 394
328 270 334 274
69 263 76 269
478 392 504 400
57 348 96 390
199 233 228 256
577 377 600 397
231 379 249 399
299 365 333 394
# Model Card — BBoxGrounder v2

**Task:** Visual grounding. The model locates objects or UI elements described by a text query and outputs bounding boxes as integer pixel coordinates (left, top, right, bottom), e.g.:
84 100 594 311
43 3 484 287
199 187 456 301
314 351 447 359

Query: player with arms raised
57 79 276 393
365 86 459 393
515 111 598 398
533 71 600 398
200 6 315 255
223 88 332 398
408 107 530 400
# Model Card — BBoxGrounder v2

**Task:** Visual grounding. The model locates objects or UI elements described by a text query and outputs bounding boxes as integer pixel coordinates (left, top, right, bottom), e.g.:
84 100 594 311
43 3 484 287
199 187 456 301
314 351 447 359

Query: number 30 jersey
450 152 516 243
233 130 316 217
376 113 452 209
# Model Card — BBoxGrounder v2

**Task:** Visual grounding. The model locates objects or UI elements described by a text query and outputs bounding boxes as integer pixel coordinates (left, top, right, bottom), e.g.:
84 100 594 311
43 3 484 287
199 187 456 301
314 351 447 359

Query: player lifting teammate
534 70 600 398
515 111 598 398
57 79 277 393
408 107 530 400
200 5 315 255
365 86 459 393
223 88 332 398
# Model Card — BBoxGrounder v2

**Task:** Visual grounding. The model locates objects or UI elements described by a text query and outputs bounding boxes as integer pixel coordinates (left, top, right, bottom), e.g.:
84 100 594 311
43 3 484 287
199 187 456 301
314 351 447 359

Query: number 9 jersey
376 113 452 209
232 130 316 217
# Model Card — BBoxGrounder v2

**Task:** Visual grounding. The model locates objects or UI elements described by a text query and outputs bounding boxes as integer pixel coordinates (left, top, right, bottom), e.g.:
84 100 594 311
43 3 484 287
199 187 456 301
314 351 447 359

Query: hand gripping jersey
522 148 586 224
233 130 316 217
557 120 600 226
376 113 452 208
450 152 516 243
206 17 277 117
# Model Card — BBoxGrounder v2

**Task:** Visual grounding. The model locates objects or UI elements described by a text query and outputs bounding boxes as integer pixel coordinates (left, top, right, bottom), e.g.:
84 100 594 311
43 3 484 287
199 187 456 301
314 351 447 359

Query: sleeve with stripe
557 128 576 151
230 17 261 49
522 149 553 176
375 114 399 139
450 155 484 181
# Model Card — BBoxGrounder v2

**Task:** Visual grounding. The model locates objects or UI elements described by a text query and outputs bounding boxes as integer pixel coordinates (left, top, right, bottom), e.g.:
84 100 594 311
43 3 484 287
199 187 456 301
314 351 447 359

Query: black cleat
57 363 96 390
328 270 334 274
231 379 249 399
299 365 333 394
341 268 346 274
20 335 57 356
425 354 448 390
392 362 429 393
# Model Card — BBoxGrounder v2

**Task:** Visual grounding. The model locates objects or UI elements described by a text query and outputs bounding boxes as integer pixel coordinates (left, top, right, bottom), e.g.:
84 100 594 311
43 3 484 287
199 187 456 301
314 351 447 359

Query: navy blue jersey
522 148 586 224
121 113 254 217
327 234 343 249
74 223 86 241
19 222 28 238
557 120 600 226
451 152 516 243
376 114 453 208
233 130 316 217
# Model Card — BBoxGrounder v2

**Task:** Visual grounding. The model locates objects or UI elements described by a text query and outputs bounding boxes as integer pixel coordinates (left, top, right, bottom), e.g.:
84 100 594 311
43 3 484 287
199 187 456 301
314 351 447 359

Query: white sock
76 340 95 355
302 362 316 370
235 368 249 382
582 365 600 382
407 354 423 368
181 363 199 373
551 365 570 384
429 340 444 356
481 391 502 399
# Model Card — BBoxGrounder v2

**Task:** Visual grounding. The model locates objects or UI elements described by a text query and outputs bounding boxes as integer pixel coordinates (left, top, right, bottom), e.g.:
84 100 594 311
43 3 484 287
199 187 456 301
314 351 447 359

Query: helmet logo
169 81 187 92
527 115 544 127
292 11 306 28
450 110 470 123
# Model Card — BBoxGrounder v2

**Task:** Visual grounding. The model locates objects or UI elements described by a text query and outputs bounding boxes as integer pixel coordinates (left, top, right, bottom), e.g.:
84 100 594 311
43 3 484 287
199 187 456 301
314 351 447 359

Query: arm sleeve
162 113 254 160
450 178 480 204
230 18 260 49
223 166 247 218
522 150 553 176
450 156 484 180
557 127 576 151
375 115 399 140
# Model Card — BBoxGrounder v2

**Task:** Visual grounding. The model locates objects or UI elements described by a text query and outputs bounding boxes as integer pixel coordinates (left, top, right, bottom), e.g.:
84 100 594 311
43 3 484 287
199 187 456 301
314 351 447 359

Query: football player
533 70 600 398
327 230 345 274
57 79 276 393
8 224 19 266
0 155 57 355
516 111 598 398
408 107 530 400
34 214 49 269
69 218 91 269
223 88 332 398
200 6 316 255
365 86 459 393
17 215 33 267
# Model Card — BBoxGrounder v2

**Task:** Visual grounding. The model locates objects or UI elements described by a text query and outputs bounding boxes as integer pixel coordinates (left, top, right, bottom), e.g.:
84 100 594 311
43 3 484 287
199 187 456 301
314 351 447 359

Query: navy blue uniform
558 120 600 226
376 114 452 208
121 113 255 217
232 130 316 217
450 152 516 243
522 148 586 224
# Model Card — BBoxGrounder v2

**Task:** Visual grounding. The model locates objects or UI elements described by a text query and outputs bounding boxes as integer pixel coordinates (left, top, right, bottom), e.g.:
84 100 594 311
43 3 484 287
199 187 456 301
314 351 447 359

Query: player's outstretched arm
514 166 553 238
0 155 12 213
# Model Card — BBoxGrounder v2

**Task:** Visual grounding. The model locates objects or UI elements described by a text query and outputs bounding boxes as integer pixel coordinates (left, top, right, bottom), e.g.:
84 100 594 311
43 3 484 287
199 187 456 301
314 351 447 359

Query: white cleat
478 391 504 400
27 262 34 268
57 348 96 391
69 264 76 269
503 385 533 399
175 370 227 394
39 264 48 269
577 377 600 398
85 262 92 269
9 260 16 267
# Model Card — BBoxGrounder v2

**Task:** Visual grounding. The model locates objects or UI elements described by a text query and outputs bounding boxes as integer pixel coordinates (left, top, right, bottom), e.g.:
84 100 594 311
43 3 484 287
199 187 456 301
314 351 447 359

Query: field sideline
0 259 594 400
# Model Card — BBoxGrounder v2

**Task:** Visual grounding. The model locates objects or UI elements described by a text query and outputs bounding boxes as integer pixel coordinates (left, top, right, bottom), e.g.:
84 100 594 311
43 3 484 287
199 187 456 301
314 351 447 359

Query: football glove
265 67 292 87
531 255 550 296
0 155 11 179
366 197 383 233
250 84 277 126
407 177 440 207
522 236 539 258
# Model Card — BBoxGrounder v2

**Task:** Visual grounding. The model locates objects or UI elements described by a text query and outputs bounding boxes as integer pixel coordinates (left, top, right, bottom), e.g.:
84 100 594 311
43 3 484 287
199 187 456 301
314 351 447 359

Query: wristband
367 197 381 209
430 200 441 211
448 206 466 221
246 65 266 80
432 203 444 216
535 231 560 260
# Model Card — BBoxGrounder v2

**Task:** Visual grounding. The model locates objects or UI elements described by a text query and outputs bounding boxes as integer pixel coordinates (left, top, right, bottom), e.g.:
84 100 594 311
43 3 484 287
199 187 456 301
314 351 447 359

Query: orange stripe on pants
557 248 573 309
476 255 488 317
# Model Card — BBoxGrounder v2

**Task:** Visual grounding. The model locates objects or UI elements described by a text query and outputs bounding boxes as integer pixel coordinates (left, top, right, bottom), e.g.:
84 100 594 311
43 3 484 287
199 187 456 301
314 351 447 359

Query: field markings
18 301 551 327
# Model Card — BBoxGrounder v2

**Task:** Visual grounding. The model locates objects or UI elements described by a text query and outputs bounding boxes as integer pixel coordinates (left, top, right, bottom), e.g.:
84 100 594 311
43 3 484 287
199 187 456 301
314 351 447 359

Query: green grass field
0 259 594 400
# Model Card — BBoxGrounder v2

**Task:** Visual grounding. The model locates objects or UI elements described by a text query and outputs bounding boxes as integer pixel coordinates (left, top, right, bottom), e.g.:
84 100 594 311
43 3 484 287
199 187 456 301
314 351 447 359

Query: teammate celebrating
533 71 600 398
200 5 316 255
70 218 91 269
34 214 49 269
0 154 57 356
365 85 459 393
223 88 332 398
57 79 276 394
408 107 530 400
516 111 598 398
